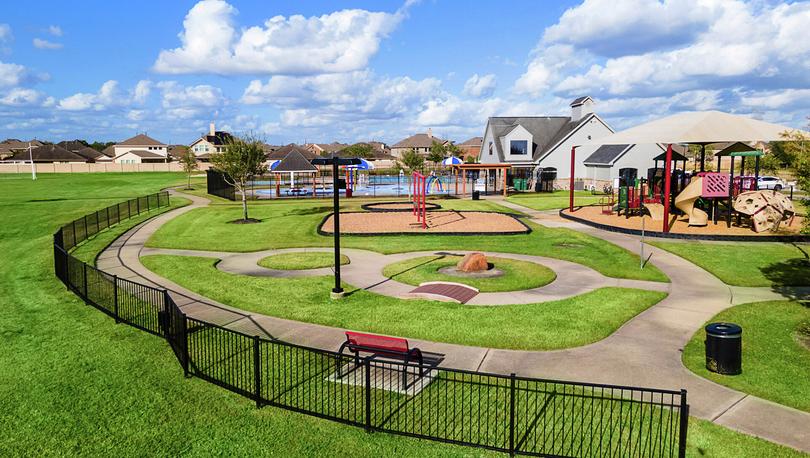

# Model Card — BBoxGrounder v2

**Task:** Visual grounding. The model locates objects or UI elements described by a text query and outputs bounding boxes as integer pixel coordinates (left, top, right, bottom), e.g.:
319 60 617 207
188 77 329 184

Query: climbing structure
733 190 795 232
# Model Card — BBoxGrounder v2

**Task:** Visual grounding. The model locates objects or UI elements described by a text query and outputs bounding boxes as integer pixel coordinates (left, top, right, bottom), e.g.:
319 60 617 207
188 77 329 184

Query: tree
341 143 375 159
210 134 267 222
400 148 424 172
446 142 462 157
426 140 446 166
179 148 199 190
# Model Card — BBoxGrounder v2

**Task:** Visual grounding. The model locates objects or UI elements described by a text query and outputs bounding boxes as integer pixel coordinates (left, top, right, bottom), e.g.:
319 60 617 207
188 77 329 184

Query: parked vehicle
757 176 785 191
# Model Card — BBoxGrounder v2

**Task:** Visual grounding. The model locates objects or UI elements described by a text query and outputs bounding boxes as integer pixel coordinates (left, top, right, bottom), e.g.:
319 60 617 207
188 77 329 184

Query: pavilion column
754 154 760 190
454 168 458 195
568 146 576 212
662 144 673 233
700 145 705 172
462 169 466 196
503 167 507 197
728 156 735 228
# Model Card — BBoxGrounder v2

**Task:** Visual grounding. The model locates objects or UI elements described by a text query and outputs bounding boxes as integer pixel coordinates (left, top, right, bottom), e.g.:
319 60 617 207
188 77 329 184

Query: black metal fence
52 193 689 457
207 169 236 201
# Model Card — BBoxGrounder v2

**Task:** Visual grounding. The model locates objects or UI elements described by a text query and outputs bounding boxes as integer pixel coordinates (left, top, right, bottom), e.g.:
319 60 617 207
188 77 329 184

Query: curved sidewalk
96 190 810 453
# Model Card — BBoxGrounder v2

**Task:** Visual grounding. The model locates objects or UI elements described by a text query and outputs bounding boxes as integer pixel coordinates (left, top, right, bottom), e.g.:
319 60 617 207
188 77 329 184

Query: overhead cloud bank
154 0 404 75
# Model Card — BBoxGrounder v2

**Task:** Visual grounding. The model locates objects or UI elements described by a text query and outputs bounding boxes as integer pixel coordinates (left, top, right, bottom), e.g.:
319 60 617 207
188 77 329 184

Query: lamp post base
330 289 345 300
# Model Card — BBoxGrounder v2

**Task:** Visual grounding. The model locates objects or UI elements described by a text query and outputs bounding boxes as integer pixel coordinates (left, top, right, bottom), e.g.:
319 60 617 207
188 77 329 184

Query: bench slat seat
338 331 425 388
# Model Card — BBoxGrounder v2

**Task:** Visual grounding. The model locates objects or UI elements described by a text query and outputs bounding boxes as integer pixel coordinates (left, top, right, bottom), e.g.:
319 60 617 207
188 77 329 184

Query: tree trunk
241 188 248 221
187 173 191 190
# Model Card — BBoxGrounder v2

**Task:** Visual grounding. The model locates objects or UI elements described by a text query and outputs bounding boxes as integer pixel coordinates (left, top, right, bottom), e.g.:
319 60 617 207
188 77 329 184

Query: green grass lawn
683 300 810 412
650 241 810 287
382 254 556 292
143 254 663 350
0 173 801 457
507 190 605 211
259 252 349 270
146 197 669 283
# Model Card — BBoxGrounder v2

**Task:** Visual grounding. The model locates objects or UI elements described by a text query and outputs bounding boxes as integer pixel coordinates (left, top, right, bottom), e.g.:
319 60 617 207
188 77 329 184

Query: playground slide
644 203 665 221
674 177 708 226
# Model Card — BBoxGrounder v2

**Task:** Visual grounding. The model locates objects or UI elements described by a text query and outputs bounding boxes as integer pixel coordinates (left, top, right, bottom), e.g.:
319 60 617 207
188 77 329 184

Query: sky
1 0 809 146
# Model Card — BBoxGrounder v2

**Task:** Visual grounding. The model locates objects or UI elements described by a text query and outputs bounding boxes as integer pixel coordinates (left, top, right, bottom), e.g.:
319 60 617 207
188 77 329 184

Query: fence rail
52 191 688 457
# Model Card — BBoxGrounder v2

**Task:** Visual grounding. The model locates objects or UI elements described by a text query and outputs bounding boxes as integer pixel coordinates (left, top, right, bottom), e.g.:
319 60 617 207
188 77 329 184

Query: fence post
136 196 140 214
182 317 190 378
678 389 689 458
253 335 262 408
364 357 373 432
105 206 110 229
82 262 88 298
113 275 120 323
509 373 516 455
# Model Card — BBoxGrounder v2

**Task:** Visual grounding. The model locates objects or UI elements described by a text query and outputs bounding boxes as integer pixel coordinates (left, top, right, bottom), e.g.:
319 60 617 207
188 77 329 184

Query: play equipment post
412 171 427 229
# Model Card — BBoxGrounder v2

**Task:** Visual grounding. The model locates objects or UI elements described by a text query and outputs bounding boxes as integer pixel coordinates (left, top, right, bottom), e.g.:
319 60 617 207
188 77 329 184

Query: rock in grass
457 252 489 272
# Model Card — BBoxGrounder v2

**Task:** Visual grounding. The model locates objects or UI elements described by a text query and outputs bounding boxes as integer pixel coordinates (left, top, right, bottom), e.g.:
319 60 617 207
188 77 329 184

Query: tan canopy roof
579 111 808 146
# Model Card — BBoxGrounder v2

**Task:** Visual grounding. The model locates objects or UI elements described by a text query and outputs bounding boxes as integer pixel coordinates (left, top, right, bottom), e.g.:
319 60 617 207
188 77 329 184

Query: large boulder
456 252 489 272
733 190 795 232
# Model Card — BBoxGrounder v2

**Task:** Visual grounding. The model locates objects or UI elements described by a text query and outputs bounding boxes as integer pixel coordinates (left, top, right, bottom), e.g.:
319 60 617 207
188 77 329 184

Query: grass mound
259 252 349 270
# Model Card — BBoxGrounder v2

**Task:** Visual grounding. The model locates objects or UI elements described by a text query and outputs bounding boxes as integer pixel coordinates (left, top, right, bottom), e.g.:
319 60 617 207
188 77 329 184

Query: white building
112 134 168 163
479 97 664 188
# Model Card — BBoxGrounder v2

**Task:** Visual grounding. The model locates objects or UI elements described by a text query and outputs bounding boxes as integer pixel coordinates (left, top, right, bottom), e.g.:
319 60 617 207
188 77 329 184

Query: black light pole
312 154 361 299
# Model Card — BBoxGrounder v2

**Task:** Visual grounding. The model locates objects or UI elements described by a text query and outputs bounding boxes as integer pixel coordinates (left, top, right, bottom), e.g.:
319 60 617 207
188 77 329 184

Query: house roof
2 139 43 150
391 133 448 149
459 137 483 146
10 144 88 163
118 149 165 159
102 145 116 157
583 144 631 166
570 96 593 107
193 131 233 147
486 115 590 161
266 144 316 160
273 150 318 173
311 142 349 153
74 146 108 161
117 134 165 146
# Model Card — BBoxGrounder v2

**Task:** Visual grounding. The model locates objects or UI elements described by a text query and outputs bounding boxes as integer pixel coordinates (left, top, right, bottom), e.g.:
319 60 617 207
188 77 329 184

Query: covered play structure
564 111 808 237
271 150 319 197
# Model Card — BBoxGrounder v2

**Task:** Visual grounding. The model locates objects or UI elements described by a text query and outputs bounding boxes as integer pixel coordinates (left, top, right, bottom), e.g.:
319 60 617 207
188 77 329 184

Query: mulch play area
320 210 531 235
562 206 805 237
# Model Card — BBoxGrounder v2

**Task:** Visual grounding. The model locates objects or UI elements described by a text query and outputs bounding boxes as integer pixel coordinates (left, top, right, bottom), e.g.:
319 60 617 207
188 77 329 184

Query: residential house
189 123 234 160
112 134 168 163
57 140 113 162
457 137 482 161
266 144 316 161
478 96 663 188
305 142 349 157
390 128 450 158
8 144 88 163
0 139 43 160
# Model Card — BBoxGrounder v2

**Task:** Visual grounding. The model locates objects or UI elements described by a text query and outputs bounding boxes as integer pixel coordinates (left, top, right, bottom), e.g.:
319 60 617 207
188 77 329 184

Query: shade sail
579 111 809 146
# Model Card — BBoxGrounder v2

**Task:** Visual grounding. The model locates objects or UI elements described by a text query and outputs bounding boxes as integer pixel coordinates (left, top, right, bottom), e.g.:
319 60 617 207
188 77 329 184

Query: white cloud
0 24 11 42
462 74 496 98
126 109 146 121
33 38 63 50
48 25 63 37
0 88 45 106
133 80 152 103
739 89 810 110
157 81 224 108
154 0 404 75
0 61 26 87
58 80 122 111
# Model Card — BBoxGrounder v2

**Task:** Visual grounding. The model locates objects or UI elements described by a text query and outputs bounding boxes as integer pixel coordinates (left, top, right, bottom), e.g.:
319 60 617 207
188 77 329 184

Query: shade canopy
714 141 762 157
442 156 463 166
580 111 808 146
652 150 688 162
273 150 318 173
343 158 374 170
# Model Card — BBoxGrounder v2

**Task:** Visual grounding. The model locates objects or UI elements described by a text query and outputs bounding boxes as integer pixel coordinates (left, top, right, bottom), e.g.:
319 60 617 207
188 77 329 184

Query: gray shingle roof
583 144 631 166
391 133 447 149
117 134 165 146
122 149 165 158
459 137 482 146
486 116 590 162
570 96 593 106
266 144 315 161
10 144 88 162
273 150 318 172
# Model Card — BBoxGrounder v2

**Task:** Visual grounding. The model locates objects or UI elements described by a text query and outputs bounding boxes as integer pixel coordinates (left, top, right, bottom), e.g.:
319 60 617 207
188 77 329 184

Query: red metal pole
662 143 673 233
569 146 576 212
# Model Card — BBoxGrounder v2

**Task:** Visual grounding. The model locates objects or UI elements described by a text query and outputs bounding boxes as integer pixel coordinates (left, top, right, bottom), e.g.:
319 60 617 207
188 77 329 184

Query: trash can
472 190 480 200
705 322 742 375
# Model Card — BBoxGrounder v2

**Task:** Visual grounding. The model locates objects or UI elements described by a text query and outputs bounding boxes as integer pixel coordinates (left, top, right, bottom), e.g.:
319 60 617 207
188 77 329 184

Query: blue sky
1 0 809 145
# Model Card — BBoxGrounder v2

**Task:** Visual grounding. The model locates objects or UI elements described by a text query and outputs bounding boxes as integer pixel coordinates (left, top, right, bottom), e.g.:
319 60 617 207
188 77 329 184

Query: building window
489 142 493 155
510 140 528 155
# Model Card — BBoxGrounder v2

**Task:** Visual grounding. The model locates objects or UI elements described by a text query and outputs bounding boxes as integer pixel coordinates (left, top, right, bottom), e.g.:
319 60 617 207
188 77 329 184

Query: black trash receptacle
705 322 742 375
472 190 480 200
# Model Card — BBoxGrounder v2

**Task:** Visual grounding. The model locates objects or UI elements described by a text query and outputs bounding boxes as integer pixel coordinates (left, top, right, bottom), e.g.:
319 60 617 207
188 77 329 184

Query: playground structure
733 190 795 233
412 172 427 229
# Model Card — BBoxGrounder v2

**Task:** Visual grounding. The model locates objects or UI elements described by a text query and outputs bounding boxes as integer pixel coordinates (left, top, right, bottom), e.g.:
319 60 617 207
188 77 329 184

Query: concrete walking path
95 190 810 452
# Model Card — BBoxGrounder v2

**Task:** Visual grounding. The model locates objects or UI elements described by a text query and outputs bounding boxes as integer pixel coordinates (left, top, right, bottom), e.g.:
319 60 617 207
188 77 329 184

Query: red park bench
337 331 425 388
